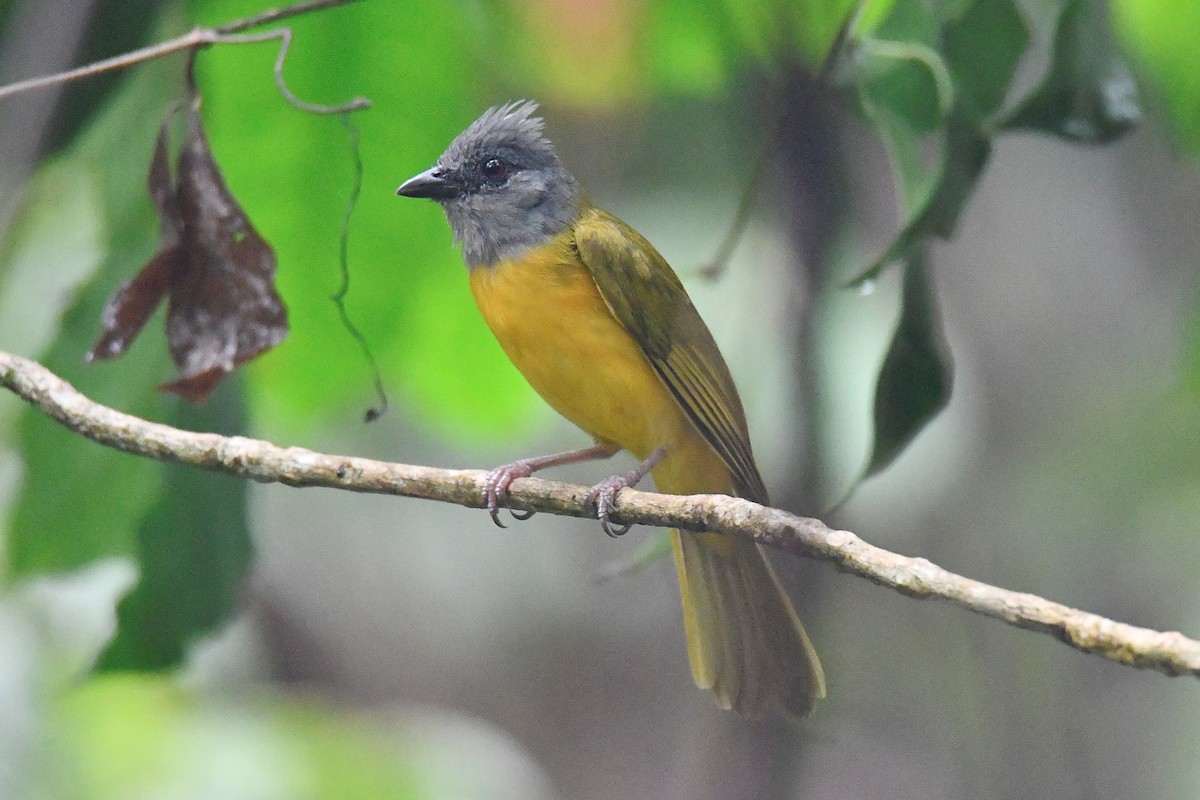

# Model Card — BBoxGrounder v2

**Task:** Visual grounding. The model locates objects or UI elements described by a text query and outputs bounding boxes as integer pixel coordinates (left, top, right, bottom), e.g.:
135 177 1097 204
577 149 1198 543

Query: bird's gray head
396 101 580 268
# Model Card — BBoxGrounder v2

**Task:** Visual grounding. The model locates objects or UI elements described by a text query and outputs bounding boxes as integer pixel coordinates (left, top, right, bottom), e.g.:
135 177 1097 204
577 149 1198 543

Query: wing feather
573 208 768 503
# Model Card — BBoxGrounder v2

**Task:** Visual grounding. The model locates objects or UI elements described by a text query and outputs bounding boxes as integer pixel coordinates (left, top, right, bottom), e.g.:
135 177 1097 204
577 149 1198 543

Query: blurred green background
1 0 1199 797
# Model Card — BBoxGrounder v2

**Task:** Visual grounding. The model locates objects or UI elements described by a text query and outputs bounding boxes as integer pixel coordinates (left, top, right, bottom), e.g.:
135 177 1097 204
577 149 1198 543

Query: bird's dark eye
482 158 509 183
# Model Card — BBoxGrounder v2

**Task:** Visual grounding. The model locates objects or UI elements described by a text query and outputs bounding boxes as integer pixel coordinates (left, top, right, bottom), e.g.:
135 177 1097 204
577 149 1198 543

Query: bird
396 101 825 717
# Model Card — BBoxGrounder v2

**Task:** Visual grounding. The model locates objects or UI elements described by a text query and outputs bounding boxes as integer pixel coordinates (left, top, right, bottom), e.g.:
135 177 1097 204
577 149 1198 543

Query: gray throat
442 171 581 269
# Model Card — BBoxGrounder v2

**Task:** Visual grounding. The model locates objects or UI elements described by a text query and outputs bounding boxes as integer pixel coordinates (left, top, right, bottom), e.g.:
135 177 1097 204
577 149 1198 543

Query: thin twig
0 27 214 100
2 348 1199 681
216 0 364 35
0 0 369 113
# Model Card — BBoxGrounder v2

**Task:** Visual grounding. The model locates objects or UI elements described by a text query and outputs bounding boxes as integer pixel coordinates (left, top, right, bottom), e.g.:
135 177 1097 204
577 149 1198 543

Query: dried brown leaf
87 121 179 363
89 102 288 402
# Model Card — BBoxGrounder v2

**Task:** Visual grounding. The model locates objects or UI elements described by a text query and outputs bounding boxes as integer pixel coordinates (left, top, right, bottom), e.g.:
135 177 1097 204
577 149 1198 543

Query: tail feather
672 529 826 717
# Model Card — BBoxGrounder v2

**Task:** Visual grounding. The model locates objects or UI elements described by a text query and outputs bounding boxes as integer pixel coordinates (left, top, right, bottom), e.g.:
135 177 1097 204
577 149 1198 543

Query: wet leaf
865 254 953 477
88 103 288 402
1003 0 1142 143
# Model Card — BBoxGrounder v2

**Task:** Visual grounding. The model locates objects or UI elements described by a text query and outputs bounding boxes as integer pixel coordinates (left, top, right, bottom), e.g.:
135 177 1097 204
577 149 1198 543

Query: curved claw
599 515 633 538
483 463 535 528
510 508 536 521
586 476 634 538
485 484 508 528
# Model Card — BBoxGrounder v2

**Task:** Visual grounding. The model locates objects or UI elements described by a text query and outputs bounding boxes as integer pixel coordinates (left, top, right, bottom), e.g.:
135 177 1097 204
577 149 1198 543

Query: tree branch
3 348 1199 680
0 0 369 113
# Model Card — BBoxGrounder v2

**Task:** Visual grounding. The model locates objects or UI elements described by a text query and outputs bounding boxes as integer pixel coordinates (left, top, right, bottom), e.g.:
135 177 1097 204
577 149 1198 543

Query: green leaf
869 0 940 47
855 0 953 136
188 0 541 441
849 104 991 286
857 84 937 214
1113 0 1200 155
857 40 950 135
942 0 1029 123
5 51 182 578
850 0 956 285
4 34 255 666
865 255 953 476
915 106 992 240
848 0 1014 288
1003 0 1142 143
98 380 251 670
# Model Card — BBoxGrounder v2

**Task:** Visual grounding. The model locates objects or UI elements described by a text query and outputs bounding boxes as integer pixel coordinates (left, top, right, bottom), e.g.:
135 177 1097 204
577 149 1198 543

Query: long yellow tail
672 530 826 717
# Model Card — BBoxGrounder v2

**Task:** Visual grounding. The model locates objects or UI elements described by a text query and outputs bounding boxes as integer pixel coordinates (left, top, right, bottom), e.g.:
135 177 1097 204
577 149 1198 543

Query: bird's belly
469 251 681 460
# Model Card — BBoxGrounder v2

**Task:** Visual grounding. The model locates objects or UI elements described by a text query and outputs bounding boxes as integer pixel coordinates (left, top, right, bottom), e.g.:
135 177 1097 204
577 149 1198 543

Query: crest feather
443 100 556 167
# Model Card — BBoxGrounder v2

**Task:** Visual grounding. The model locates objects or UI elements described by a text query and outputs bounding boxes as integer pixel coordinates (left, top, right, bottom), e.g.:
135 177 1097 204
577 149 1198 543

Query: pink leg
584 445 667 537
484 443 619 527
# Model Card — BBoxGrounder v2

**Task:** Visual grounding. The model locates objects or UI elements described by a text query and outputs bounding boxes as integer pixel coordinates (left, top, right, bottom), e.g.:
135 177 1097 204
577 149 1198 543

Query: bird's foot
584 445 667 537
482 461 539 528
584 472 641 538
480 444 622 529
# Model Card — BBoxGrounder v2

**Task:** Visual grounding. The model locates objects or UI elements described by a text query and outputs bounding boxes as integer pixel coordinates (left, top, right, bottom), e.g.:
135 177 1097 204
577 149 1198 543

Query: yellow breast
469 236 682 461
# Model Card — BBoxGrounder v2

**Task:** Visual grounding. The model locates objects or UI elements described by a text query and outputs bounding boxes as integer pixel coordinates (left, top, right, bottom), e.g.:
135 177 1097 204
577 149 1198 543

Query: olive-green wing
573 208 768 504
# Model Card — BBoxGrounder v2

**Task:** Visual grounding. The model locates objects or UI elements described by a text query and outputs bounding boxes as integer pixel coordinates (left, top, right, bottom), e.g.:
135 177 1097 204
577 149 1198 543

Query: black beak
396 166 461 200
